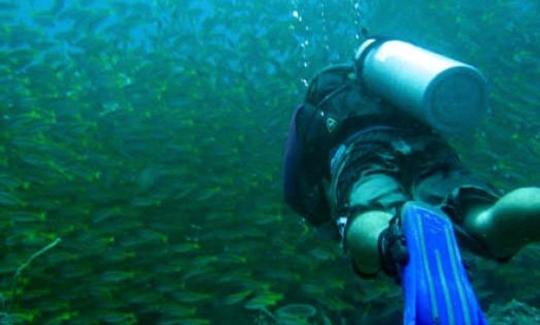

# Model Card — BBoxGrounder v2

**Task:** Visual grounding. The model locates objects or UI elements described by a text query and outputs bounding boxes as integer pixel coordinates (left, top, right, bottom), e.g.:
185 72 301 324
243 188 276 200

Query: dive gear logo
326 117 338 133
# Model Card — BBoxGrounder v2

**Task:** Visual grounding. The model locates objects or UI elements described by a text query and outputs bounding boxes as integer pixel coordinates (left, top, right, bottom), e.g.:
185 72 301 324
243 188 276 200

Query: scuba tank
354 39 488 134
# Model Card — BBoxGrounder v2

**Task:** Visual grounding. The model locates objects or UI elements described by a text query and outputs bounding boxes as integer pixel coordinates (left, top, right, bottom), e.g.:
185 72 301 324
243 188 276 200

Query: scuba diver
283 38 540 324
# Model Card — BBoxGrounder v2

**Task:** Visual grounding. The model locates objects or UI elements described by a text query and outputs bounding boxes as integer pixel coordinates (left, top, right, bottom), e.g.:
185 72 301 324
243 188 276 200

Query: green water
0 0 539 323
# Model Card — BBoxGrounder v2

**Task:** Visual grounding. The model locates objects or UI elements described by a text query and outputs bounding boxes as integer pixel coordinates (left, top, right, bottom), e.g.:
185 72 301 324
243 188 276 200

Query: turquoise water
0 0 539 323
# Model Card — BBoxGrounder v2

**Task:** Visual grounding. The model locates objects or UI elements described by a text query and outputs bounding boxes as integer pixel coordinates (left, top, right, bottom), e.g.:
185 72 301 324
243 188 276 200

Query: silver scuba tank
355 39 488 134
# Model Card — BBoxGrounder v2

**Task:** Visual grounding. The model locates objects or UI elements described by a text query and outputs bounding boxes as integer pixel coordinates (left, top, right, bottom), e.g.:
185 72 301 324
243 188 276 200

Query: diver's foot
465 187 540 259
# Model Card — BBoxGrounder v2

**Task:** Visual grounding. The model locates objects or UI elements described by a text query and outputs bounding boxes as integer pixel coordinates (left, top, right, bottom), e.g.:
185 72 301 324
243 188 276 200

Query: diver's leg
343 174 407 275
346 210 392 274
464 187 540 259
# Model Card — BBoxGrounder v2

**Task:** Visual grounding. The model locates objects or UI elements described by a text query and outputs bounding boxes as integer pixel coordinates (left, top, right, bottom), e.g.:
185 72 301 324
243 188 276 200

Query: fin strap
378 215 409 282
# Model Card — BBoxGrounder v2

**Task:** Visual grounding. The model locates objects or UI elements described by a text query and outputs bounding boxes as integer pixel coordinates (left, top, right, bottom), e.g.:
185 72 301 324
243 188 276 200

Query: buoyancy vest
287 64 432 227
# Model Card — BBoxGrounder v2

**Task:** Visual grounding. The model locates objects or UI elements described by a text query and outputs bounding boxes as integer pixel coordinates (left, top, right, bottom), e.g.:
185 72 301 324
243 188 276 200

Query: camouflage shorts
329 128 501 257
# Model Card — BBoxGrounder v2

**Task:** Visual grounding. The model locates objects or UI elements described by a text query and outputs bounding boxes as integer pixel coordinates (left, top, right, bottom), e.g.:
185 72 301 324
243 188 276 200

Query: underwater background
0 0 539 323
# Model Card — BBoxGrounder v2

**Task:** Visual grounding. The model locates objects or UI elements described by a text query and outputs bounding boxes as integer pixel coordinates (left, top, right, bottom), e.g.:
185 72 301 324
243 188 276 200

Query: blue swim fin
400 202 487 325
